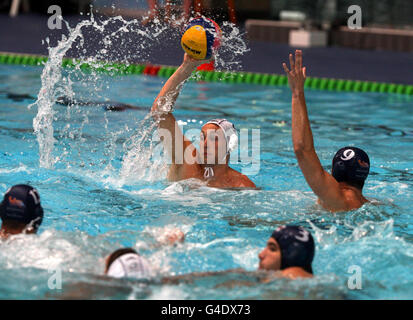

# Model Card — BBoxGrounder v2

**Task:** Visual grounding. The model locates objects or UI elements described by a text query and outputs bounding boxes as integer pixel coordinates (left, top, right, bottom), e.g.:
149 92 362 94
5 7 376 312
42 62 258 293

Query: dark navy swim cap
332 147 370 189
271 225 315 274
0 185 43 231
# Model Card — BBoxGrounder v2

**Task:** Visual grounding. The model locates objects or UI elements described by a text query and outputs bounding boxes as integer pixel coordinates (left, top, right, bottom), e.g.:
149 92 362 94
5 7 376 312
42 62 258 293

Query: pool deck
1 13 412 84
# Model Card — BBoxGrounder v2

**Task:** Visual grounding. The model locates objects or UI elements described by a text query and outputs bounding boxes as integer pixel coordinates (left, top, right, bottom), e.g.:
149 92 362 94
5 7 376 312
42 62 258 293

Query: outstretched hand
282 50 307 96
182 53 211 70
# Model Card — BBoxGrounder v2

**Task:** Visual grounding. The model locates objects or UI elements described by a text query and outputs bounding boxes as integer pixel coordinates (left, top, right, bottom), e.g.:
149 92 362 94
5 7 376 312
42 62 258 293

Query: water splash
29 11 250 189
30 18 92 168
214 21 249 71
118 115 168 185
29 12 170 169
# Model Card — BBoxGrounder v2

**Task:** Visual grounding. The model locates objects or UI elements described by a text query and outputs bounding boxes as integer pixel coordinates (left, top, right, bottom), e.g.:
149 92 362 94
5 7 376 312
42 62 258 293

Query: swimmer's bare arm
283 50 344 209
160 268 245 284
160 269 309 287
151 54 208 175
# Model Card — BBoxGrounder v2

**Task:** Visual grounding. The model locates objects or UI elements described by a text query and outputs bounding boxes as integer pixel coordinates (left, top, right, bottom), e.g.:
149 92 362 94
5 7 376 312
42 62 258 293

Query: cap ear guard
226 129 238 154
30 206 43 231
332 160 346 182
28 188 43 231
219 131 238 162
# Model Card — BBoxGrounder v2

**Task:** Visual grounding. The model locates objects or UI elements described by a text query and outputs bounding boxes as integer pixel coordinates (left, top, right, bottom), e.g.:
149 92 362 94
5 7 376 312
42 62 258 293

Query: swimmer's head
259 226 314 274
332 147 370 189
105 248 152 279
200 119 238 165
0 184 43 235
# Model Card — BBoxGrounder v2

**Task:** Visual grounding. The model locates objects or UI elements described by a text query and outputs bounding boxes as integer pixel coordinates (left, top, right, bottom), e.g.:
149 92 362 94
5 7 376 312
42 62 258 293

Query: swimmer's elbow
293 139 306 154
293 143 315 159
151 98 165 115
151 101 163 115
293 144 307 158
150 103 158 116
293 144 304 156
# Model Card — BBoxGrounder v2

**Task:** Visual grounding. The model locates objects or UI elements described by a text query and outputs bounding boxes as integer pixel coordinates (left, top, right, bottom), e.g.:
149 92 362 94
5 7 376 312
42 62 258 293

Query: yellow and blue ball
181 17 222 60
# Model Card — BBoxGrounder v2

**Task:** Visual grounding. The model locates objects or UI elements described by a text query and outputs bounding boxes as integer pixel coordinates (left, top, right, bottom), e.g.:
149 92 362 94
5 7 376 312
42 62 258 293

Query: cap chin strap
202 135 237 179
204 167 214 179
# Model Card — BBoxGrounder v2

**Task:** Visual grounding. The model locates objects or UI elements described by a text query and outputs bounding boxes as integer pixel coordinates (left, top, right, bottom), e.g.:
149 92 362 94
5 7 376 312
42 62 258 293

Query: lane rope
0 52 411 95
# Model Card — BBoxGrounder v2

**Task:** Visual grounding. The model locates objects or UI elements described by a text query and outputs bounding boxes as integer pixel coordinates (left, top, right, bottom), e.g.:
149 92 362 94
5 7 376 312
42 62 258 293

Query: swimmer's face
258 237 282 271
200 124 227 165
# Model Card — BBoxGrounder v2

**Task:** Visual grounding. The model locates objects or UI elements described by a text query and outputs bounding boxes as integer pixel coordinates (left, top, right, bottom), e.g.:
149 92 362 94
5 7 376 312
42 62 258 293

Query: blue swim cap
332 147 370 189
271 225 315 274
0 185 43 231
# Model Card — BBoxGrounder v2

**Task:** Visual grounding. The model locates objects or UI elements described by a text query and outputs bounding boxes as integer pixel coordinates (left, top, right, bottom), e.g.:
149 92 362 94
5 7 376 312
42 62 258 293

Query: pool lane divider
1 52 412 96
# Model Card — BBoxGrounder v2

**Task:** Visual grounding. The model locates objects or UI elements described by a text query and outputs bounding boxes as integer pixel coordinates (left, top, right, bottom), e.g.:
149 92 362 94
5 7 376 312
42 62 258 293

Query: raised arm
151 54 208 177
283 50 344 208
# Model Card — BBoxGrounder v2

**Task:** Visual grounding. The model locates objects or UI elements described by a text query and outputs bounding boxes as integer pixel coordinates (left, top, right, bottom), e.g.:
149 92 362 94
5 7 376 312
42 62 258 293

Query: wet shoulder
318 187 369 212
342 188 369 208
168 163 203 181
228 168 256 188
280 267 313 279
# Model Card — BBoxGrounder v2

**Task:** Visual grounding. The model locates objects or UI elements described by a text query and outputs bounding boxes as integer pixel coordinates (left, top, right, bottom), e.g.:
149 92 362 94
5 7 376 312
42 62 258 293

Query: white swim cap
204 119 238 154
106 253 152 279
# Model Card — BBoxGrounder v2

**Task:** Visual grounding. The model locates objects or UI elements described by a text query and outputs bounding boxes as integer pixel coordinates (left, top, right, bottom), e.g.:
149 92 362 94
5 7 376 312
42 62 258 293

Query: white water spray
30 12 249 185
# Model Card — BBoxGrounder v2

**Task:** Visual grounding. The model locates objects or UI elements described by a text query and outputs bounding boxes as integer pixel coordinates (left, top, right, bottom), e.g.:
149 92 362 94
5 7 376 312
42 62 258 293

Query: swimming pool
1 63 413 299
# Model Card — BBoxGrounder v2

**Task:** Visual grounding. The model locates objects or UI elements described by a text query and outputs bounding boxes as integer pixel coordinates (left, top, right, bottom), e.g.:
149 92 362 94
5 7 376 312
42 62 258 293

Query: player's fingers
282 63 290 73
289 53 295 71
295 50 302 72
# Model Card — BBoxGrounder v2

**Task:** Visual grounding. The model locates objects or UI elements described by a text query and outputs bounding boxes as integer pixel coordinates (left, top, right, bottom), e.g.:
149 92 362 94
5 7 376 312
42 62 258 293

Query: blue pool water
0 64 413 299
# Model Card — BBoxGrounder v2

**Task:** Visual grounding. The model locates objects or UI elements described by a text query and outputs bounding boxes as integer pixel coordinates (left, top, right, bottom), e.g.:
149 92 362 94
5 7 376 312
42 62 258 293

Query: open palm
282 50 307 95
